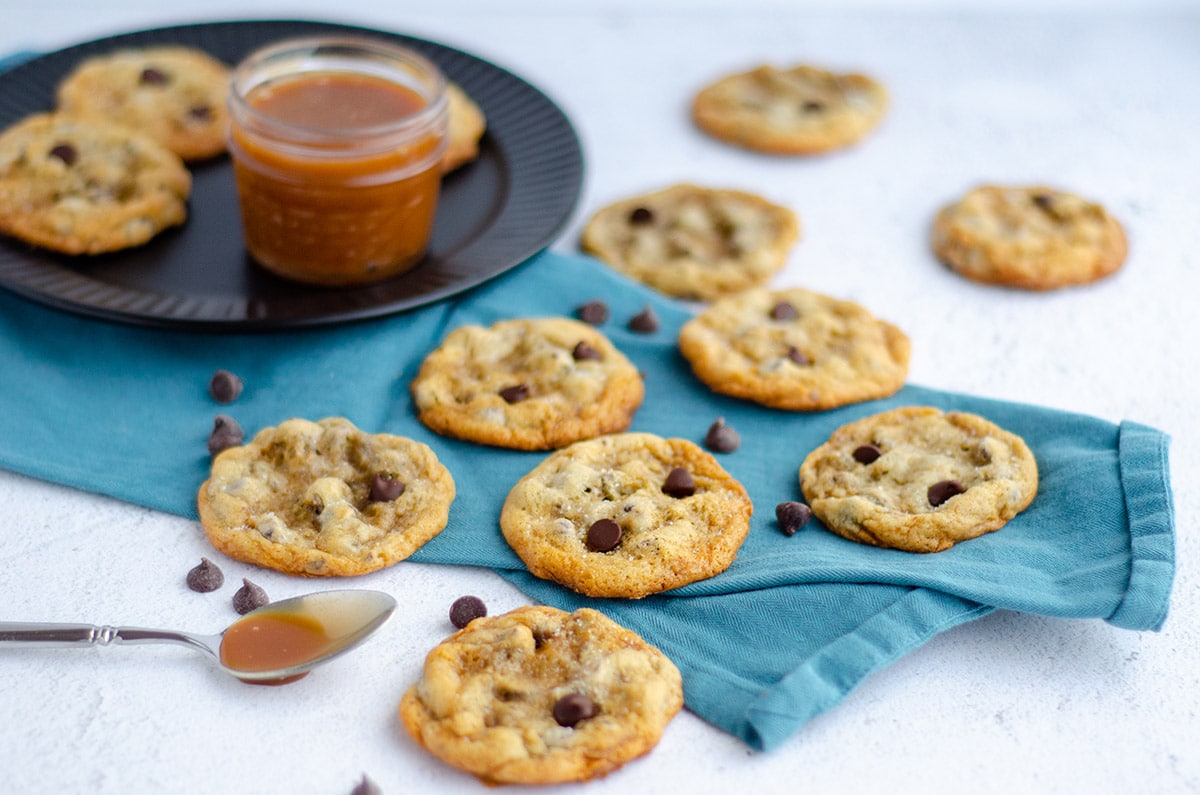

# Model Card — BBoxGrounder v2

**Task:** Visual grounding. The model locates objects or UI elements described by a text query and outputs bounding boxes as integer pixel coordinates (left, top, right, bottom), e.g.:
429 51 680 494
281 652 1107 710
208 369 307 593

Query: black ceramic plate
0 20 583 331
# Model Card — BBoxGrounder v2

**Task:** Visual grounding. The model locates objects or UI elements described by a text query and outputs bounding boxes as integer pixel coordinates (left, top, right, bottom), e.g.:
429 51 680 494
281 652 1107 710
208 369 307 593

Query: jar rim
228 35 449 144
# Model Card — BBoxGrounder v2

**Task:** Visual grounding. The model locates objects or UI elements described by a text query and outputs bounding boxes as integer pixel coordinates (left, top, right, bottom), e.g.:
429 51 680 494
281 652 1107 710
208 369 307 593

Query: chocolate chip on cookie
927 479 966 507
369 473 407 502
572 341 602 361
553 693 598 727
852 443 882 464
662 467 696 498
585 518 623 552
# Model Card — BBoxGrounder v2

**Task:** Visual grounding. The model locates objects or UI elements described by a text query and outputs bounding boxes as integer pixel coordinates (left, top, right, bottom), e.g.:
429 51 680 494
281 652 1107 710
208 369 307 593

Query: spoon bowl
0 589 396 684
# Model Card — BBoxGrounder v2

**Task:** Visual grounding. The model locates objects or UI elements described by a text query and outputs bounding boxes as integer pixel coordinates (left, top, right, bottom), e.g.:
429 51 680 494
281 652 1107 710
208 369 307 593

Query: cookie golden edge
0 112 191 255
411 318 646 451
580 183 801 301
677 288 912 411
691 64 889 155
931 184 1129 291
197 417 455 576
799 406 1039 553
499 433 753 598
399 605 684 785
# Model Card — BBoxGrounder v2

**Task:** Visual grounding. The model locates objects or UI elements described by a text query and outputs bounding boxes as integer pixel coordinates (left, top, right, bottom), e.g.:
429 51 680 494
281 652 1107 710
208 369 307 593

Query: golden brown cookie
197 417 455 576
580 183 800 301
399 605 683 785
0 112 191 255
441 82 486 173
56 46 231 162
692 64 888 155
931 184 1128 290
677 287 910 411
411 317 644 451
800 406 1039 553
500 432 753 598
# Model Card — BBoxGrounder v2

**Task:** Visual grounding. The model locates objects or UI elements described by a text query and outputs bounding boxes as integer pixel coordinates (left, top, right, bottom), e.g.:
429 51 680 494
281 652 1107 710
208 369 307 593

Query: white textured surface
1 4 1197 794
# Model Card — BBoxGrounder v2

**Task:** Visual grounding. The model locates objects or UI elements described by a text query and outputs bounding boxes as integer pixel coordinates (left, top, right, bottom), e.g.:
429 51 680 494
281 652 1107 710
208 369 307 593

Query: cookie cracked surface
500 432 753 598
56 46 231 162
677 287 910 411
931 184 1128 290
581 183 800 301
399 605 683 785
197 417 455 576
0 112 191 254
800 406 1039 553
692 64 888 155
411 317 644 450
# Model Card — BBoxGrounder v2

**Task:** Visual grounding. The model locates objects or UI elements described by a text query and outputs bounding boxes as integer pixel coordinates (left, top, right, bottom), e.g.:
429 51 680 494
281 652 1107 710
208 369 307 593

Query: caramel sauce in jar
228 38 448 286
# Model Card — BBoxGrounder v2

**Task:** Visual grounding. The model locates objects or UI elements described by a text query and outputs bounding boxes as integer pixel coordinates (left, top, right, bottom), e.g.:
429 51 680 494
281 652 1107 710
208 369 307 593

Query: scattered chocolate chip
232 579 268 615
786 346 810 366
139 67 169 85
585 518 623 552
576 300 609 325
627 305 660 333
572 341 601 361
187 105 213 122
852 444 883 464
662 467 696 498
48 142 77 166
369 473 406 502
802 100 826 113
185 557 224 593
928 479 966 507
775 501 813 536
553 693 598 727
208 369 243 403
770 301 799 321
704 417 740 453
628 206 655 225
208 415 244 456
449 595 487 629
348 774 382 795
499 383 530 403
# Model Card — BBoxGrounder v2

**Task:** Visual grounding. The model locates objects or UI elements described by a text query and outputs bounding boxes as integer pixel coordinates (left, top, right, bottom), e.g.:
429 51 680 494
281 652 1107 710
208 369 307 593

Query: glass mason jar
227 37 448 286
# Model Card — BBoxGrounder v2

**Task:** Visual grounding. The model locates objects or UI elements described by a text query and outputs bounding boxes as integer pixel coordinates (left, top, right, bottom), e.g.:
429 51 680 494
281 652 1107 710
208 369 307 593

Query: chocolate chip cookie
56 46 231 162
411 317 645 450
197 417 455 576
692 64 888 155
500 432 753 598
800 406 1039 553
399 605 683 785
677 287 910 411
0 112 191 254
931 184 1128 290
580 183 800 301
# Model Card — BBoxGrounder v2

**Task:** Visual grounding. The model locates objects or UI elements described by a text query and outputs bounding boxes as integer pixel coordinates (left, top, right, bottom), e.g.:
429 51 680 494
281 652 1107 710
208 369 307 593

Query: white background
1 2 1197 793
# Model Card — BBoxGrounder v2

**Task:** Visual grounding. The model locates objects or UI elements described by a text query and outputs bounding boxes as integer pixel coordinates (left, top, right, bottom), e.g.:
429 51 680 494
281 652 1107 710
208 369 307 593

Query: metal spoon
0 589 396 684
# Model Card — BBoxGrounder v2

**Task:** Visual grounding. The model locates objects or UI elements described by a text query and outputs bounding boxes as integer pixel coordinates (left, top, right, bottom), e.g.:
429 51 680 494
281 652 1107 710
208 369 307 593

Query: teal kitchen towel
0 249 1175 749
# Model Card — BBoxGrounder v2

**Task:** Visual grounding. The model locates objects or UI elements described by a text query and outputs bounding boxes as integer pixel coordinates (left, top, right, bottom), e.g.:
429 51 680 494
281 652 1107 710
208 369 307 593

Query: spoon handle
0 622 217 655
